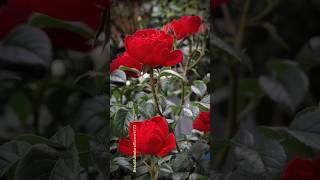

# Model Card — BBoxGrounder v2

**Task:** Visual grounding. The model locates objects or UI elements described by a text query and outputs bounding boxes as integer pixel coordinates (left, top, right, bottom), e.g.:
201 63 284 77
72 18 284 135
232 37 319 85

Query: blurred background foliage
212 0 320 179
0 0 108 179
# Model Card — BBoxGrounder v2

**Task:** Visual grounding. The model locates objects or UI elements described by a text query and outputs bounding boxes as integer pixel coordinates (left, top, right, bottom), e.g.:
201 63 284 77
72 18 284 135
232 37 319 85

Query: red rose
211 0 229 10
118 116 176 157
163 16 202 40
110 52 142 77
124 29 183 68
281 157 320 180
192 112 210 133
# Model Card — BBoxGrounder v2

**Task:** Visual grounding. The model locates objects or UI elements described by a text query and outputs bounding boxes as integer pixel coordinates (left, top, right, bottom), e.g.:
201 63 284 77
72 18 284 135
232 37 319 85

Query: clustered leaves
212 0 320 179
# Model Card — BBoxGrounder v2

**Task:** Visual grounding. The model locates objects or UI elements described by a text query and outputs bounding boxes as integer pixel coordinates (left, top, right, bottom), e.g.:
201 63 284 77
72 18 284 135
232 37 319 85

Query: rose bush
110 1 210 179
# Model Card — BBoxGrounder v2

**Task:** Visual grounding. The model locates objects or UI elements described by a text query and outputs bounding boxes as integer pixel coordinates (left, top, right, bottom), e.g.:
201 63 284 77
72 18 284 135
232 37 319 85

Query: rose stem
216 0 251 170
149 69 163 116
178 37 194 115
149 157 158 180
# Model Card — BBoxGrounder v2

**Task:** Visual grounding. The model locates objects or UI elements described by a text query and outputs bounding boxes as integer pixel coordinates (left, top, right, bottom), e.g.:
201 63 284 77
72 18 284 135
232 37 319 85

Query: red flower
125 29 183 68
163 16 202 40
281 157 320 180
211 0 229 10
110 52 142 77
192 112 210 133
0 0 106 51
118 116 176 157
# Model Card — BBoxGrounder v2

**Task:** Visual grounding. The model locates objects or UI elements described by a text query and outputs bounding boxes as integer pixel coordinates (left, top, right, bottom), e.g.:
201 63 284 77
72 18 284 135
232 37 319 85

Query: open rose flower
281 157 320 180
124 29 183 68
193 112 210 133
118 116 176 157
163 15 202 40
110 52 142 77
211 0 230 10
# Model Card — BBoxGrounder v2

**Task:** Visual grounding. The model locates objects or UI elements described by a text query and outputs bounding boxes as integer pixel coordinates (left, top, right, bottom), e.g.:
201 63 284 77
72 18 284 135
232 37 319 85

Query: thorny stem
149 69 163 116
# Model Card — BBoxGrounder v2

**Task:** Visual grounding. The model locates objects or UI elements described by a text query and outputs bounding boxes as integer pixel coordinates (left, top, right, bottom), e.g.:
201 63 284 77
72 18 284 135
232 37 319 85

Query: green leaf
172 172 189 180
9 92 32 122
259 62 308 111
0 141 31 178
111 69 126 83
90 139 108 179
119 66 140 75
172 153 193 172
14 144 61 180
260 107 320 151
112 108 135 137
157 155 173 165
75 134 94 168
15 126 84 180
49 158 85 180
15 134 65 149
113 157 132 171
259 127 315 157
194 95 210 111
50 126 75 148
158 163 173 178
190 142 209 160
159 69 184 81
29 13 94 39
210 32 251 68
0 25 51 69
75 134 93 153
136 166 149 177
233 132 286 179
191 80 207 97
261 22 290 51
189 173 208 180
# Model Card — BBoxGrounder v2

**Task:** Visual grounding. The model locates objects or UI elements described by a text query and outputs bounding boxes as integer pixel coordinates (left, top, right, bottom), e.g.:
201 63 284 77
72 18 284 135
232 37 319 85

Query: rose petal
163 50 183 66
156 133 176 157
118 138 134 156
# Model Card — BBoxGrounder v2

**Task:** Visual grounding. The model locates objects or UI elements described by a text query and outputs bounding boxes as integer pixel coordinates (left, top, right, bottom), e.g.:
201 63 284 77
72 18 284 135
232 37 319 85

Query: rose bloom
124 29 183 68
0 0 105 51
118 116 176 157
163 15 202 40
281 157 320 180
211 0 230 10
192 112 210 133
110 52 142 77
